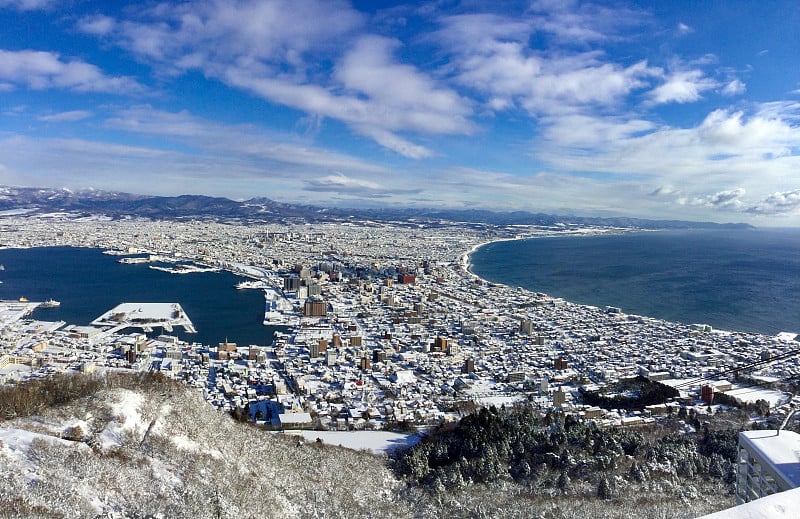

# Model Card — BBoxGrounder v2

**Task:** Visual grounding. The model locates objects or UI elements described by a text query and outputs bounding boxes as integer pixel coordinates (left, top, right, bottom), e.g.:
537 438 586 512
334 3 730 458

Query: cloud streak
0 49 145 93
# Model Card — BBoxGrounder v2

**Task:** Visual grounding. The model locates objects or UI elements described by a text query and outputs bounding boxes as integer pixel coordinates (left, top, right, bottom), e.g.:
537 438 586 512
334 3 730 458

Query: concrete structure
736 430 800 504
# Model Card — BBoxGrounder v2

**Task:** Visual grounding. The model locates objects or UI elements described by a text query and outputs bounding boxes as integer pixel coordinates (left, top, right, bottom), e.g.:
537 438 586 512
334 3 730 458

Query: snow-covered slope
0 378 403 518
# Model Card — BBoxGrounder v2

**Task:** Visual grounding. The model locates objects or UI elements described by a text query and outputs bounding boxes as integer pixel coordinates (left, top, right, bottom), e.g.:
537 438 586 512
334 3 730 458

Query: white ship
236 280 268 290
39 299 61 308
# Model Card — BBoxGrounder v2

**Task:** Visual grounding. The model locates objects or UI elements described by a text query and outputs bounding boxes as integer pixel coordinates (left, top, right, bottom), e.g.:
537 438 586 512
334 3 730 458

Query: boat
236 280 268 290
40 299 61 308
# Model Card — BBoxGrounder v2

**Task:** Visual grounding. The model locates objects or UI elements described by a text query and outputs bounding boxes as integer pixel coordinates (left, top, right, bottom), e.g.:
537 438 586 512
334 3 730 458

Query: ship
236 280 268 290
40 299 61 308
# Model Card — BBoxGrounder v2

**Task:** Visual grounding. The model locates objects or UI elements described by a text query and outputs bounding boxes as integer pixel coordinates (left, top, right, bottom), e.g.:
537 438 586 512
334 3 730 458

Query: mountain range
0 185 754 229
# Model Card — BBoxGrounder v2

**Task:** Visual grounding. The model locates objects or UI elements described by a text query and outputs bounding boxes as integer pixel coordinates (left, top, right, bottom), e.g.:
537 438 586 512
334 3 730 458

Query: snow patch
292 430 420 455
99 390 146 449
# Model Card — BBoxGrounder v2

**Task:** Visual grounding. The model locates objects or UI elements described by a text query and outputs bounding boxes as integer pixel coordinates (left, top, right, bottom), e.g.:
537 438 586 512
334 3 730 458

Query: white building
736 429 800 504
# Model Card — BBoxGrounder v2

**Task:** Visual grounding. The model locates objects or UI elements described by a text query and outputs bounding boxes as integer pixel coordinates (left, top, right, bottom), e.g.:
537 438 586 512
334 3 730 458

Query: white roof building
736 429 800 505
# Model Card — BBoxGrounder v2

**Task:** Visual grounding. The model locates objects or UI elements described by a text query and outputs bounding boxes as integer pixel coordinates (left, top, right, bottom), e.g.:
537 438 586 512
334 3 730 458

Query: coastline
462 228 799 338
462 226 645 282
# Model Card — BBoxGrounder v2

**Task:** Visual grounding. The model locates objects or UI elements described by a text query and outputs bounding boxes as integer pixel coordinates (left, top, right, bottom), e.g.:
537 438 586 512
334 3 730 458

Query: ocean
469 228 800 336
0 247 281 347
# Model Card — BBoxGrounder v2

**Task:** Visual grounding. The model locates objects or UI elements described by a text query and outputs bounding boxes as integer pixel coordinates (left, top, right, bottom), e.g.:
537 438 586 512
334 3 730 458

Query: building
736 429 800 504
283 276 300 293
397 273 416 284
303 299 327 317
433 336 448 352
519 319 534 334
462 358 474 374
701 385 714 405
553 388 566 408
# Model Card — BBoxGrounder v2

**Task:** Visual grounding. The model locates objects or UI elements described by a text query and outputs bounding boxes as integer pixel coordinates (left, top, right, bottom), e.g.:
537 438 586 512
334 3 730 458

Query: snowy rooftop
740 429 800 488
697 486 800 519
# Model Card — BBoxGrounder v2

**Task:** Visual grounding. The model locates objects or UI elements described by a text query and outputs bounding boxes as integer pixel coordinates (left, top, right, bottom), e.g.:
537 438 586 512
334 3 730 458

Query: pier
91 302 196 334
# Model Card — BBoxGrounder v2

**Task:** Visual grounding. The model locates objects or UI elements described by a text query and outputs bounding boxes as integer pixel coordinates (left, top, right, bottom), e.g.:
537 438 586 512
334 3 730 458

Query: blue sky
1 0 799 225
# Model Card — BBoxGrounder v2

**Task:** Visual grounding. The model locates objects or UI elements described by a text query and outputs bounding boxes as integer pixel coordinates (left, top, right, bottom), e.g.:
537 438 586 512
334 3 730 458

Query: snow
99 390 145 449
0 426 89 479
291 430 421 455
171 434 222 459
475 395 528 407
740 430 800 487
723 386 789 406
697 486 800 519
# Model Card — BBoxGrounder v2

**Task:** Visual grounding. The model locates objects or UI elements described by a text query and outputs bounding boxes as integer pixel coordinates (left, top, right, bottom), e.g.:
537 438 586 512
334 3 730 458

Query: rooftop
740 429 800 488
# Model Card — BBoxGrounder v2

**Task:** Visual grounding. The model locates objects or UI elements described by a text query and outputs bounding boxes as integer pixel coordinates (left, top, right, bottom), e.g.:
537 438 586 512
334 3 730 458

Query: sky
0 0 799 225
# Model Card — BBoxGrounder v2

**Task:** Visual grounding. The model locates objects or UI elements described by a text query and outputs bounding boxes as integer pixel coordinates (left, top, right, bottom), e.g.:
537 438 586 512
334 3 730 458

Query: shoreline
461 229 798 339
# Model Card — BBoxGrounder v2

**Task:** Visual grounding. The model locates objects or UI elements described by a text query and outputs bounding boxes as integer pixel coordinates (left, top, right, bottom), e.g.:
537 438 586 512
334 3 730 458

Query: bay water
0 247 280 346
469 228 800 336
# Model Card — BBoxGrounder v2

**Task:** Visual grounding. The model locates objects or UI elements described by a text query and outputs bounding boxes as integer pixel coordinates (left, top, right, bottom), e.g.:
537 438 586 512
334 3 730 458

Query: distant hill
0 184 755 229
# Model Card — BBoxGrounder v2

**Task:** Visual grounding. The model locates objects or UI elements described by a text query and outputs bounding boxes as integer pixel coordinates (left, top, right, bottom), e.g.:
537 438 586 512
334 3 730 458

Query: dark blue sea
470 228 800 336
0 247 281 347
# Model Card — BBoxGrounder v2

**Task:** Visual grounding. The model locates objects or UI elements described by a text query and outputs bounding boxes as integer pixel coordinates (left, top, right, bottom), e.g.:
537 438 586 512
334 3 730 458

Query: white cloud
79 0 363 66
38 110 93 122
304 172 422 198
533 103 800 221
528 0 646 44
681 188 746 209
677 22 693 35
0 0 55 10
746 190 800 215
77 1 470 157
436 14 657 116
355 126 434 159
648 69 717 104
721 79 746 96
77 15 116 36
104 105 388 173
0 49 145 93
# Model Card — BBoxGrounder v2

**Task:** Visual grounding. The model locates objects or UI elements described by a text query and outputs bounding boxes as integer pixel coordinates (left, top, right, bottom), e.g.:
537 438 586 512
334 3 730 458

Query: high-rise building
248 345 259 361
283 276 300 292
701 385 714 405
462 358 474 374
519 319 534 334
303 299 327 317
553 388 566 407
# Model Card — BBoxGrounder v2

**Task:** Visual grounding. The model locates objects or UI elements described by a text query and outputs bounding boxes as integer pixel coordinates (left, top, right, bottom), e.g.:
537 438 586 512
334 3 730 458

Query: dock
91 302 196 334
